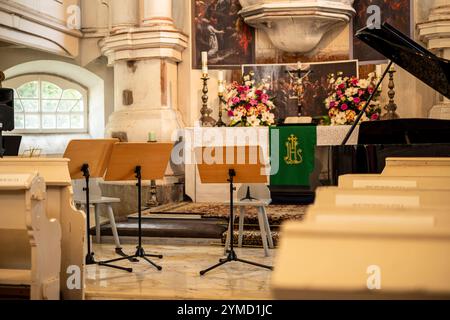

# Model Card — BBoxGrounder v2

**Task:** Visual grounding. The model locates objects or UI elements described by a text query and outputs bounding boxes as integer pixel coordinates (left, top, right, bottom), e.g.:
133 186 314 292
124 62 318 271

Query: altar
184 125 360 203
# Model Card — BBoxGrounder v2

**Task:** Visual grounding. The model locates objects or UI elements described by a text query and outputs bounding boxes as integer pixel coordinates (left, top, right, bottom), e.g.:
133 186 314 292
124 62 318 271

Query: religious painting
352 0 412 63
192 0 255 69
242 60 359 121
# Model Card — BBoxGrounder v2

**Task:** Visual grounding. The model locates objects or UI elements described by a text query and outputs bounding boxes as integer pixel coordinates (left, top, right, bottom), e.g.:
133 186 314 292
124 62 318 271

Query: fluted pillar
418 2 450 119
110 0 139 29
142 0 174 25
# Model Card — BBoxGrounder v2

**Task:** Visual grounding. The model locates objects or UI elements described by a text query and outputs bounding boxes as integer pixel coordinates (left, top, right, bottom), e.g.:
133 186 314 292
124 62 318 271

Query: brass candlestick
382 66 400 120
216 86 226 127
200 75 216 127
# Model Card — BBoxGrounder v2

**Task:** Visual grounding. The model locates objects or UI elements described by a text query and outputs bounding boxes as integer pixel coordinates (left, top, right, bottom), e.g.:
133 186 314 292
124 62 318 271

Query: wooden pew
0 173 61 300
272 222 450 299
305 206 450 227
338 174 450 191
314 187 450 210
0 159 86 300
382 157 450 176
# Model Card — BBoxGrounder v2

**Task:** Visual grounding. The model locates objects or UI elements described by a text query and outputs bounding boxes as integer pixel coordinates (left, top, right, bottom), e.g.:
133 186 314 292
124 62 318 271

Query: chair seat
0 269 31 286
74 197 121 205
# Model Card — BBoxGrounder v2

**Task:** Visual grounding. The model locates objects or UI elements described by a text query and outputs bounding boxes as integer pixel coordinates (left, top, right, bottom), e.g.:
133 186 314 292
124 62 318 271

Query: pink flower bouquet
325 72 382 125
224 75 276 127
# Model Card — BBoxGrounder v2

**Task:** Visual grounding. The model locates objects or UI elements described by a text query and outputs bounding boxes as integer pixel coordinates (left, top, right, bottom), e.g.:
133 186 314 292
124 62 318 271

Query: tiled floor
85 244 275 300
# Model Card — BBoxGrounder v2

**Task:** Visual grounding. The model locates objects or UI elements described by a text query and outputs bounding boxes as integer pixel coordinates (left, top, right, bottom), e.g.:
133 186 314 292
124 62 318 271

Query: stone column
110 0 139 29
418 2 450 120
142 0 174 25
101 0 188 142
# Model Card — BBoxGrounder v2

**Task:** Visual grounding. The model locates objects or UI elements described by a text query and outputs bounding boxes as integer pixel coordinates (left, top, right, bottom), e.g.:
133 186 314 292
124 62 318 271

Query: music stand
64 139 132 272
99 142 173 271
196 146 273 276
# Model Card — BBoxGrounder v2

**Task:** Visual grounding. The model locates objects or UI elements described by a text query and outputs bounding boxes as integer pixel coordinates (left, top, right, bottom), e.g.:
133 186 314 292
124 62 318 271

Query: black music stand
100 143 173 271
196 146 273 276
64 139 132 272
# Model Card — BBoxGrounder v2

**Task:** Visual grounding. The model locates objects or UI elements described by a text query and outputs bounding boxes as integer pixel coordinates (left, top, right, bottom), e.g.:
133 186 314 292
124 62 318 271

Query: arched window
5 74 88 133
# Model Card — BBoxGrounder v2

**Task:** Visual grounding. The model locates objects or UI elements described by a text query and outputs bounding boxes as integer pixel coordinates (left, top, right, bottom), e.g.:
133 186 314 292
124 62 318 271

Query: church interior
0 0 450 301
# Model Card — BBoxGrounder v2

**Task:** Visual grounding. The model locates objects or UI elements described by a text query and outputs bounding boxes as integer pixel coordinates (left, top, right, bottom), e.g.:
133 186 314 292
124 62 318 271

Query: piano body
331 23 450 183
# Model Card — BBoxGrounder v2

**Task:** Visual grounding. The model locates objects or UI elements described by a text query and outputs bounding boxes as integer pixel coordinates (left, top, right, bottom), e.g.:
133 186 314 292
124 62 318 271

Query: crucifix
285 62 313 117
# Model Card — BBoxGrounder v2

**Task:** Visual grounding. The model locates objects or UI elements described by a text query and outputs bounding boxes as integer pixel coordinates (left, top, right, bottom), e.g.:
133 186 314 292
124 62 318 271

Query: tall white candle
218 70 224 82
376 65 382 78
201 51 208 75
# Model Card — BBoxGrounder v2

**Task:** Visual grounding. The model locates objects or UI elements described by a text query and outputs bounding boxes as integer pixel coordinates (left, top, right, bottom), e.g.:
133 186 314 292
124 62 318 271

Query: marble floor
86 244 275 300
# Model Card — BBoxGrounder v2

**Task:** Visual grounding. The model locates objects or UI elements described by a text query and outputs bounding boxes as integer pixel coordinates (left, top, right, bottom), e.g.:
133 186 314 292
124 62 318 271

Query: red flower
371 113 379 120
341 104 348 111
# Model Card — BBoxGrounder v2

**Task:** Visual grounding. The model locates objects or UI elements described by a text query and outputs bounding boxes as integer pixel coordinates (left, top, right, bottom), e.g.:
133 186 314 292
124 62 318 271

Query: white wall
3 59 108 155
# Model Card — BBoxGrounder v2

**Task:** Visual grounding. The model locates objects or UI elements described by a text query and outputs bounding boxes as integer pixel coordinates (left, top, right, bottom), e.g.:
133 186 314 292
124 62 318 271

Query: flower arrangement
224 74 276 127
324 72 382 125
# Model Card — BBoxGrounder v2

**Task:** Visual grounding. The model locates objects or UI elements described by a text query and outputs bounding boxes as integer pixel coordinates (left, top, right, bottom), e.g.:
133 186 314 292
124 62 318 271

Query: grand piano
331 22 450 184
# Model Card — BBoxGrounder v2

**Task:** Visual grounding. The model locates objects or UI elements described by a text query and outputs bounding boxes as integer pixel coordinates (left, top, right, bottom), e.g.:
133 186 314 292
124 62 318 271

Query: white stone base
106 108 184 142
429 104 450 120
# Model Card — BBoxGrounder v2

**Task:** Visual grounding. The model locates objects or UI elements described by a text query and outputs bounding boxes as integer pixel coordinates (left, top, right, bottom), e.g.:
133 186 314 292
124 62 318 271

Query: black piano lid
356 22 450 99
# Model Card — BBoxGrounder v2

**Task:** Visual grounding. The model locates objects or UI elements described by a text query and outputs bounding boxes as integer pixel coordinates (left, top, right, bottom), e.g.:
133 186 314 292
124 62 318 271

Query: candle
148 131 157 142
376 65 382 78
218 71 225 94
297 61 302 70
201 51 208 75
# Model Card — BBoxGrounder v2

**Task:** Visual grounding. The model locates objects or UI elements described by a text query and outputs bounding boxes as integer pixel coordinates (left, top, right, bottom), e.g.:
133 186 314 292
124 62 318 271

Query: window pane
13 90 18 99
58 100 77 112
62 89 82 100
42 115 57 129
14 100 24 112
42 100 59 112
42 81 62 99
25 114 40 129
14 114 25 129
17 81 39 98
57 114 70 129
22 100 39 112
71 100 84 112
70 114 84 129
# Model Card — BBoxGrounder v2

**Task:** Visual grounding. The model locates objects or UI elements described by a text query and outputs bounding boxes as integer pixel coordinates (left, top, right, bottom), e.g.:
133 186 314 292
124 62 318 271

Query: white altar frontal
184 126 360 203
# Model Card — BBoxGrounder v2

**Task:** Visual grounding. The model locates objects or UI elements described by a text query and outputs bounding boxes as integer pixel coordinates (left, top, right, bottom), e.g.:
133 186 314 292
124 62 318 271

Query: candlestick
381 67 400 120
199 74 216 127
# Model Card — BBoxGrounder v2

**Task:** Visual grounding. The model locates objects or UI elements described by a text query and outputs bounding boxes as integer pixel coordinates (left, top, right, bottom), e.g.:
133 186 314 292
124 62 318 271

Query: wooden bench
0 173 61 300
0 159 86 300
382 157 450 176
314 187 450 210
272 222 450 299
338 174 450 190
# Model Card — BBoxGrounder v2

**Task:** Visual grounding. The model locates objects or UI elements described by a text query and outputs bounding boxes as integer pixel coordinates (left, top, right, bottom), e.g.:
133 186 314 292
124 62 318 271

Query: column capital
417 4 450 51
100 25 188 65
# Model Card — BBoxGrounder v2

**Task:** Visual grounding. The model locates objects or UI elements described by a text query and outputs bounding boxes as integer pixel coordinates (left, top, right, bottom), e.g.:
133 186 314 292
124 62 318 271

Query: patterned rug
141 202 308 247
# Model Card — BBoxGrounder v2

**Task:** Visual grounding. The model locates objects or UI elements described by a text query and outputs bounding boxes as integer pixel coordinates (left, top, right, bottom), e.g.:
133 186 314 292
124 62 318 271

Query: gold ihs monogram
284 134 303 165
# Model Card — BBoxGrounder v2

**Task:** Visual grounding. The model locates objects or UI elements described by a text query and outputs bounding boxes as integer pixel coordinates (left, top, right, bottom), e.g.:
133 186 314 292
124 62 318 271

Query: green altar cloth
269 126 317 187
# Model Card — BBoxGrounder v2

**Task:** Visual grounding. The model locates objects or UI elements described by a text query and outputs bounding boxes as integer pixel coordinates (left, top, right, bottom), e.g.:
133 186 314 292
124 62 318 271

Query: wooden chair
72 178 122 250
0 173 61 300
224 184 274 257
